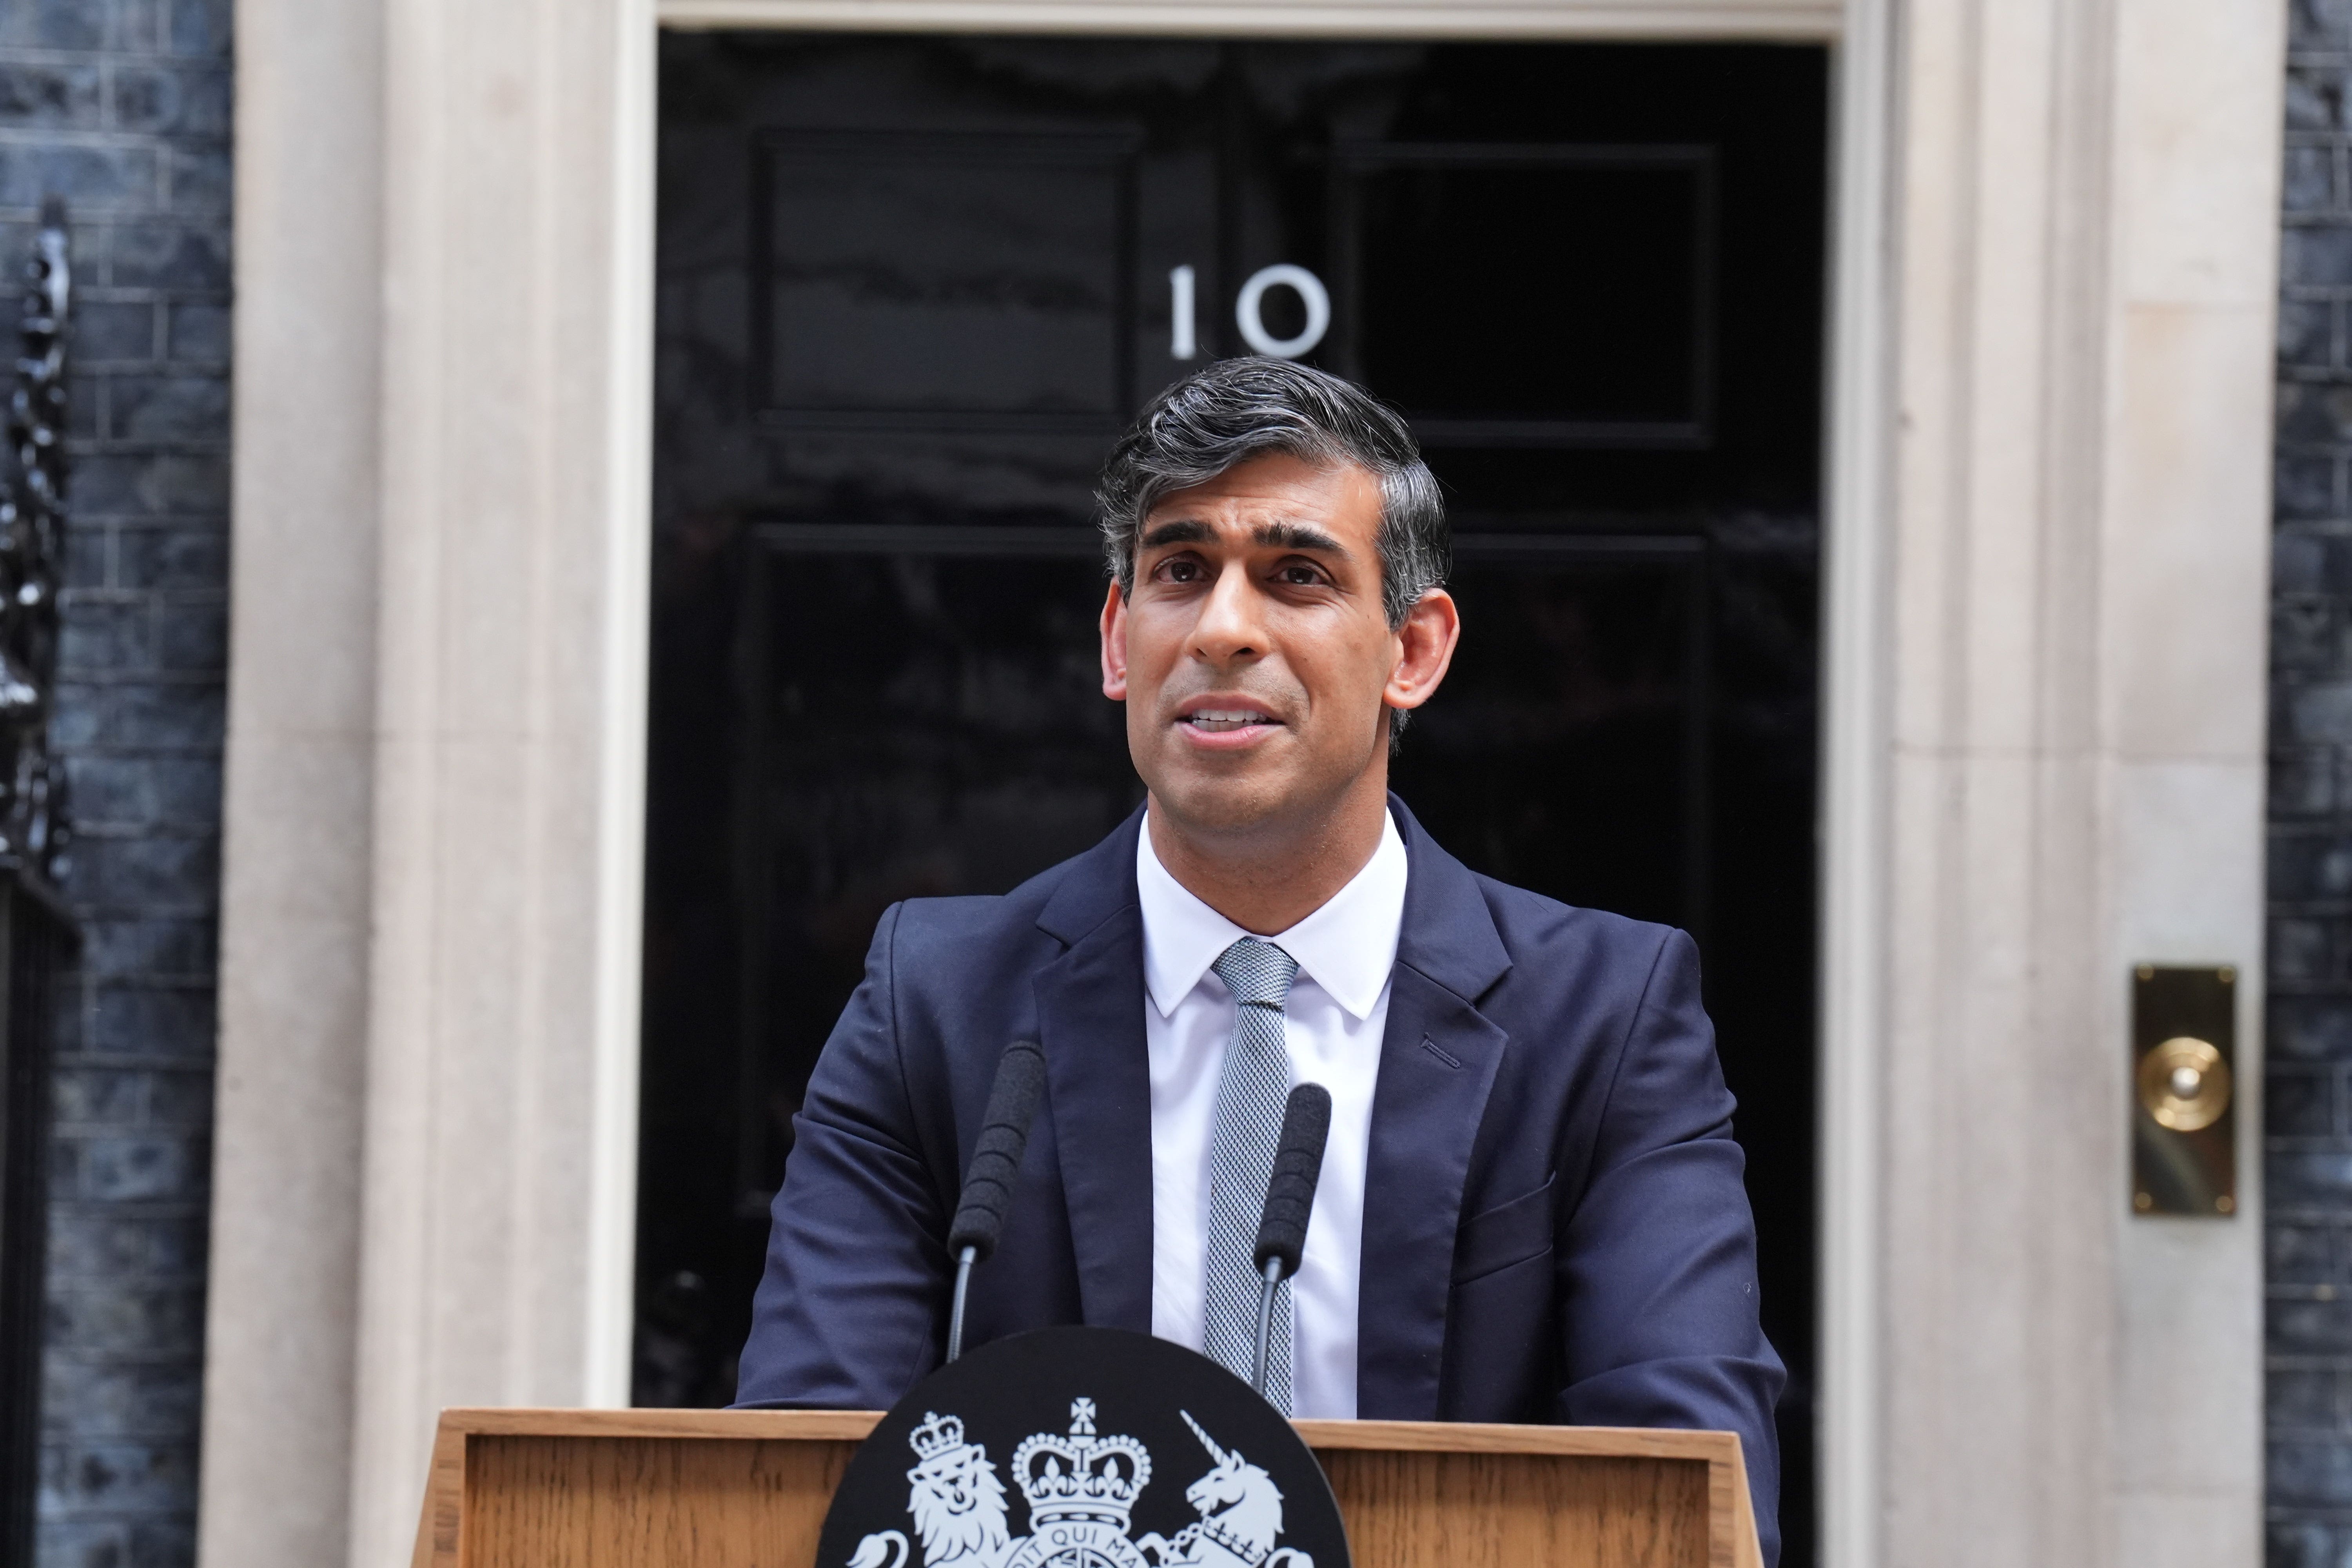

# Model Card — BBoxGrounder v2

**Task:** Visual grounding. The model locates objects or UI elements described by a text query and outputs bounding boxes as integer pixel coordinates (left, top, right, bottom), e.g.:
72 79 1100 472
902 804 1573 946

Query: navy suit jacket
736 798 1785 1563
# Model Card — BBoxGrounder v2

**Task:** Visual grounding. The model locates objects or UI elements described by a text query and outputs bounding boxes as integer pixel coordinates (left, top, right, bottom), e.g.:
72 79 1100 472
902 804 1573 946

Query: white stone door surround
202 2 2281 1568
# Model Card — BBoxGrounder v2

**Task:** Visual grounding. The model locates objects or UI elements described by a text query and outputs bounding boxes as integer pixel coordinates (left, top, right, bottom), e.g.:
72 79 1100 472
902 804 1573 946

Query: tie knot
1212 936 1298 1009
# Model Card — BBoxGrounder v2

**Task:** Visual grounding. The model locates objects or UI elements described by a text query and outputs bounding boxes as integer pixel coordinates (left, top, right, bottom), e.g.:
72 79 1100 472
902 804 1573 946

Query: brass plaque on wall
2131 964 2237 1217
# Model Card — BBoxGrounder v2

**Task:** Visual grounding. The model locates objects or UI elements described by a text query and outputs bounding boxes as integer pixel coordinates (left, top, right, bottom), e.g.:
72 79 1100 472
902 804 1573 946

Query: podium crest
817 1328 1347 1568
848 1396 1313 1568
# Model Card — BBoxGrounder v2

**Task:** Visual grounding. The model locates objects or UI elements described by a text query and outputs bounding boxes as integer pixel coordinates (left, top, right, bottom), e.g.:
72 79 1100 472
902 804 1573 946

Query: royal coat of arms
845 1397 1316 1568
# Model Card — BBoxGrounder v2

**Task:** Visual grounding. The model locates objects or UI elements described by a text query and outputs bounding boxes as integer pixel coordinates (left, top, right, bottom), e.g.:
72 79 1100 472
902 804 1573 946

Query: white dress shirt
1136 809 1408 1419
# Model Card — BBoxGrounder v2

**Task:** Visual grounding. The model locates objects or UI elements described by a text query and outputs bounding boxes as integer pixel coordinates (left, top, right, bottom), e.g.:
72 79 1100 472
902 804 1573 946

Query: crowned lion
849 1411 1016 1568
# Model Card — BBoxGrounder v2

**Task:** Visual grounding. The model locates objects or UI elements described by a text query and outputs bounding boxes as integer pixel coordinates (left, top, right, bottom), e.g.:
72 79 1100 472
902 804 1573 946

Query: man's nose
1190 560 1266 662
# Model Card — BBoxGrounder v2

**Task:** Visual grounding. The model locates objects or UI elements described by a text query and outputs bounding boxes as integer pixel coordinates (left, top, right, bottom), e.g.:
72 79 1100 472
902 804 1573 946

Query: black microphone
1250 1082 1332 1401
944 1039 1047 1362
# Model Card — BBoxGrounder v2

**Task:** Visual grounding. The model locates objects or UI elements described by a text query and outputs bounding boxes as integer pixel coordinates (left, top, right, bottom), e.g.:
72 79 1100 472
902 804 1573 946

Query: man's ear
1384 588 1460 712
1100 581 1129 700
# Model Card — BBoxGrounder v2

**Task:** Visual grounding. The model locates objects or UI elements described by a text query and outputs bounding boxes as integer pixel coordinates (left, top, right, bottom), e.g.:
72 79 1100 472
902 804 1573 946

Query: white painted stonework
199 2 383 1566
1820 2 2279 1565
208 2 653 1567
201 2 2281 1567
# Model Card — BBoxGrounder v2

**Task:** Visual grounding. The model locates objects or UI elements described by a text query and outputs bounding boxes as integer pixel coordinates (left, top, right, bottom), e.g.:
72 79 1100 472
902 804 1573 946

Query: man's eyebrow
1139 519 1212 550
1255 520 1350 557
1136 516 1353 557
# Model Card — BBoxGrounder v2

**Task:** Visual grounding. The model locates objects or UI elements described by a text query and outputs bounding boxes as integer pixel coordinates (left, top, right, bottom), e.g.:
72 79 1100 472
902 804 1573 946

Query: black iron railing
0 196 82 1568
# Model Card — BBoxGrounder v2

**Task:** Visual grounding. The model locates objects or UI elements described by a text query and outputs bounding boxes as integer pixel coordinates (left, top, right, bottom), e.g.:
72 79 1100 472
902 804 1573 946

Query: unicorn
1134 1413 1313 1568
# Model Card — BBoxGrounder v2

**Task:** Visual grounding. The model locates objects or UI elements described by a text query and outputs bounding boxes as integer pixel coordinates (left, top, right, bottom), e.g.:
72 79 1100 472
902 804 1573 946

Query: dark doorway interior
640 33 1825 1562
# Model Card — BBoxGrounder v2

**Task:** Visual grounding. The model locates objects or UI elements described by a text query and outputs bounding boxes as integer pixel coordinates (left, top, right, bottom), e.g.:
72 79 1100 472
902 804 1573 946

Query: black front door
640 33 1825 1562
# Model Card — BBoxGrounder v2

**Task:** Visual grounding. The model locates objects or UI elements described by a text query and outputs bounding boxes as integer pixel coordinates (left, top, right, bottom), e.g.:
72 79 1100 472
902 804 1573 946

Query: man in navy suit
736 358 1784 1562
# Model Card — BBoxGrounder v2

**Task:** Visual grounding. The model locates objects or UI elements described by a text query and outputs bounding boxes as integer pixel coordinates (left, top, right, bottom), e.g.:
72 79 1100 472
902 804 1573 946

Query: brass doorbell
2130 964 2236 1216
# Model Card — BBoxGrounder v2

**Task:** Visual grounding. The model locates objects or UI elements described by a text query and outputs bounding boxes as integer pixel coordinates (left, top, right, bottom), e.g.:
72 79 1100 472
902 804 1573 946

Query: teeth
1186 710 1270 729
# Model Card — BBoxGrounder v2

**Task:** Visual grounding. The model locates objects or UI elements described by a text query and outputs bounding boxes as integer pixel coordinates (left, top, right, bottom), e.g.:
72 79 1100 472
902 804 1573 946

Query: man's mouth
1181 709 1280 733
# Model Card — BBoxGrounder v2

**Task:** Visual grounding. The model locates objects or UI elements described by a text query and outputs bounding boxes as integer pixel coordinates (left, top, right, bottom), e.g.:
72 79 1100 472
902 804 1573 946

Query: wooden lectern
410 1408 1764 1568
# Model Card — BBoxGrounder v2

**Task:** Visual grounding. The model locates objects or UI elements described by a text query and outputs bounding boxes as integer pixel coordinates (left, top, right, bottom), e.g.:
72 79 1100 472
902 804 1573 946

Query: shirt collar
1134 808 1408 1023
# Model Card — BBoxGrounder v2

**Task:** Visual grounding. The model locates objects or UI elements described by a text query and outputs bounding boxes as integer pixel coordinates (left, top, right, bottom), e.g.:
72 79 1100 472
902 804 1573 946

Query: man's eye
1161 559 1201 582
1280 565 1321 585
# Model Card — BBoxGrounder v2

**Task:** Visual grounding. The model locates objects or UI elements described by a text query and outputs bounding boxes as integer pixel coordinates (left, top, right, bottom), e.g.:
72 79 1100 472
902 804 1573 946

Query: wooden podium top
414 1406 1763 1568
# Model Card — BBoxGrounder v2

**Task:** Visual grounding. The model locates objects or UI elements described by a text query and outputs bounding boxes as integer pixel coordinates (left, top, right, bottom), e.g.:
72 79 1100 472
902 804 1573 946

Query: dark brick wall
2275 1 2352 1561
0 2 232 1566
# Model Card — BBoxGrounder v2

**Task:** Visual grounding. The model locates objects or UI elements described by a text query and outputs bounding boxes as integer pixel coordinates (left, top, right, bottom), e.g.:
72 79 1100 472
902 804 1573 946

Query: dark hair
1096 358 1449 630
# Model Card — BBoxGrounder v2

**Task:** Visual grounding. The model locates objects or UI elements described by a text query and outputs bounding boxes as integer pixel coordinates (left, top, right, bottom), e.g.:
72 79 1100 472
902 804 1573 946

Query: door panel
643 33 1824 1563
731 535 1130 1207
1339 148 1715 441
756 132 1140 423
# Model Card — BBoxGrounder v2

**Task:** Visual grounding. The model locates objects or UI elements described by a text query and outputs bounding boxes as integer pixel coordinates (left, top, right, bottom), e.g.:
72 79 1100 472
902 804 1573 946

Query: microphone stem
1251 1256 1285 1399
947 1245 978 1363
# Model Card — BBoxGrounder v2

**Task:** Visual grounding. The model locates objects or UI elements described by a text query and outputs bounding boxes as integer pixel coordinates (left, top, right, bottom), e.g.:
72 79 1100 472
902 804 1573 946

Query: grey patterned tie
1204 936 1301 1410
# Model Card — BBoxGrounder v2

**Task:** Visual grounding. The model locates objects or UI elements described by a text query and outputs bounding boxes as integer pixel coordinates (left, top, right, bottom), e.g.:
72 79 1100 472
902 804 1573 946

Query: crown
1010 1398 1152 1529
908 1410 967 1463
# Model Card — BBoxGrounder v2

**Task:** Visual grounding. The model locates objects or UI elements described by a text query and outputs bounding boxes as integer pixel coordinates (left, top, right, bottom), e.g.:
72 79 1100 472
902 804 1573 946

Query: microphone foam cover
1252 1082 1332 1278
947 1040 1047 1261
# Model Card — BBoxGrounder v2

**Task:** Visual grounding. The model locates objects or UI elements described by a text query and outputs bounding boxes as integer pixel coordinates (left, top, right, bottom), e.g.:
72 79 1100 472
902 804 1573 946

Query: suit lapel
1025 800 1514 1387
1034 809 1155 1334
1356 799 1514 1419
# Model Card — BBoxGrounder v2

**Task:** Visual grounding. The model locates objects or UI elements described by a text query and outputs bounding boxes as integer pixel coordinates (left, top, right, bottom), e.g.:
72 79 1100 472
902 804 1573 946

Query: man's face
1100 451 1455 840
